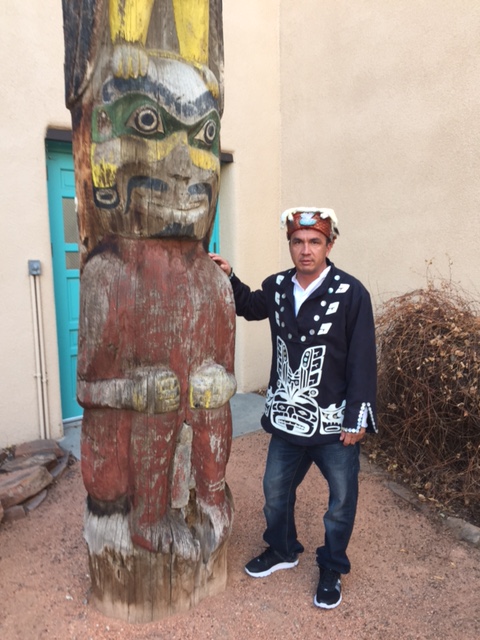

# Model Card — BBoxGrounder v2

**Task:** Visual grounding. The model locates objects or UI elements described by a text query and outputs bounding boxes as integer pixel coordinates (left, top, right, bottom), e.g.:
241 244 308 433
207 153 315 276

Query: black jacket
230 260 377 446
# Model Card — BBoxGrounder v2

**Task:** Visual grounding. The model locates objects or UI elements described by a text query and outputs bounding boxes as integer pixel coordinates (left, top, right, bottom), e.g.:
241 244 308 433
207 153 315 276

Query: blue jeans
262 434 360 574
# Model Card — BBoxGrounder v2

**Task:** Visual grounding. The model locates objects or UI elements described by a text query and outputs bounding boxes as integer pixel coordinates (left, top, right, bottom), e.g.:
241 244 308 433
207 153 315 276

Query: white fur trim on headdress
280 207 339 238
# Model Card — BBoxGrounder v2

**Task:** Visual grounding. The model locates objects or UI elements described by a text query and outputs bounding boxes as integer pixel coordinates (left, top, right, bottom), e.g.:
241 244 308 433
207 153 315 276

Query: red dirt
0 430 479 639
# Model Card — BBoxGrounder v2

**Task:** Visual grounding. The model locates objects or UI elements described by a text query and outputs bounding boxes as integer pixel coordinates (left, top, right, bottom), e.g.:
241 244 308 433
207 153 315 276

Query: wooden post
61 0 235 622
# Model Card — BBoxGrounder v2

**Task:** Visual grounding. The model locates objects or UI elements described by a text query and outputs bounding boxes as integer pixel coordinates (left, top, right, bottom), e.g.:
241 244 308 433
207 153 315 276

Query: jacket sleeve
343 284 378 433
229 274 269 321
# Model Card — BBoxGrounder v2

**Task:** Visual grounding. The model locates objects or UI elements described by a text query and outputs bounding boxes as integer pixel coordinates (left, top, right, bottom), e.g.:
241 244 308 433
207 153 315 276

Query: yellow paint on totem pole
91 147 118 188
143 132 220 173
204 390 212 408
172 0 210 65
144 131 187 163
189 387 212 409
109 0 155 44
132 388 146 412
188 146 219 173
91 133 219 189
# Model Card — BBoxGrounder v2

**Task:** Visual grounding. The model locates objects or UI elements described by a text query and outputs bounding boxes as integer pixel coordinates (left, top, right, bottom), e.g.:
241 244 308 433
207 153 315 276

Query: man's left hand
340 428 366 446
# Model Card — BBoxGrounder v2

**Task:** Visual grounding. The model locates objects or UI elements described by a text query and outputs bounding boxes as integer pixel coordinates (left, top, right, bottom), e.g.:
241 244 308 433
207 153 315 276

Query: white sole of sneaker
313 593 342 609
245 559 299 578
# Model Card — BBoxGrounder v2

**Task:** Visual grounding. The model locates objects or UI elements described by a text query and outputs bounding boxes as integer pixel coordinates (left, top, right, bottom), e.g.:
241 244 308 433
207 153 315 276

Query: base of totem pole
83 498 232 623
86 535 229 623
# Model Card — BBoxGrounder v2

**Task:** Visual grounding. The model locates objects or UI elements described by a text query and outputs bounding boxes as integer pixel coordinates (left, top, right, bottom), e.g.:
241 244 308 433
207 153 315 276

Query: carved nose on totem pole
62 0 234 623
168 137 193 181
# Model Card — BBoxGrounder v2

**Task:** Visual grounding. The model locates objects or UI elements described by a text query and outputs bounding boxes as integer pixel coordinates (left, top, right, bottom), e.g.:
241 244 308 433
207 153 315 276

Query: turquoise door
46 141 82 421
209 200 220 253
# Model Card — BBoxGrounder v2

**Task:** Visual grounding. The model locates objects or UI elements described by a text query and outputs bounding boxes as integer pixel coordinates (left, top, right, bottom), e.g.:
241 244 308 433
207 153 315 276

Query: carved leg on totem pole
82 407 234 622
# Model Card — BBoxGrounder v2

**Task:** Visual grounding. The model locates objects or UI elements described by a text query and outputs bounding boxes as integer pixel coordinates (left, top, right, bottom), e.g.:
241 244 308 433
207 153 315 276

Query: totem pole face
90 56 221 241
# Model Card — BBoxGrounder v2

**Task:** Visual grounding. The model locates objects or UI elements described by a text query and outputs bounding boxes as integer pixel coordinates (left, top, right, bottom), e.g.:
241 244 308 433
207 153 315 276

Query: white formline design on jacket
264 337 345 437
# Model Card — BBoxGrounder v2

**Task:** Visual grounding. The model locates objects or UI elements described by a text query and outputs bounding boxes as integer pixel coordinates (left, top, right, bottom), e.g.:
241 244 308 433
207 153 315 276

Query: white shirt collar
292 266 331 315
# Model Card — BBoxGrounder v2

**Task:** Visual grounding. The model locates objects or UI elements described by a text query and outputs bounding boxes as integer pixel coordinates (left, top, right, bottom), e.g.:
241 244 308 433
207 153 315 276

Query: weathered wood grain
62 0 234 621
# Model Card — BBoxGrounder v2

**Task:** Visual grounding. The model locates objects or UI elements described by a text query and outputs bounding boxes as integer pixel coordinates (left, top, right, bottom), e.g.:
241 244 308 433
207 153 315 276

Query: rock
14 439 65 459
49 453 70 480
2 504 27 522
0 465 53 509
0 452 58 473
24 489 48 513
0 437 74 524
386 481 423 508
445 517 480 547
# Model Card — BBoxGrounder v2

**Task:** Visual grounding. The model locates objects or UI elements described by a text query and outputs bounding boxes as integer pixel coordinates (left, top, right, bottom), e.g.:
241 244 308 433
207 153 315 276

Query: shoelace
319 568 340 591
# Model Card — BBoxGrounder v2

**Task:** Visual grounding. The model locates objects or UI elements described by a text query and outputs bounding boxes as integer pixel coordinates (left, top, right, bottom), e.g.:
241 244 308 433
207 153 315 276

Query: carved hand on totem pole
63 0 233 621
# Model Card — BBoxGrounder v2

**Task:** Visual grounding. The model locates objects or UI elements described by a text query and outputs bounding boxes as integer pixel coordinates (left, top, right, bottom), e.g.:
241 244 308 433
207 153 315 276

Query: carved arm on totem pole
61 0 235 622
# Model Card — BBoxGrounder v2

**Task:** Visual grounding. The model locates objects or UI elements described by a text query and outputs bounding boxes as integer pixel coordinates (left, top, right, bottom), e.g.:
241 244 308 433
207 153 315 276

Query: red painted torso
77 237 236 551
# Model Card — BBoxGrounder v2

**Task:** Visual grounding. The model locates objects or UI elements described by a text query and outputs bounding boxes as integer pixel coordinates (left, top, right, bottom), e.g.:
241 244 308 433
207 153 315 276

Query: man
210 207 377 609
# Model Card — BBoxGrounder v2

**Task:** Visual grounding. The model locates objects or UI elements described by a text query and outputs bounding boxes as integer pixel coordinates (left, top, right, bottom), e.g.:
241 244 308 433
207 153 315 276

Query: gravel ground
0 429 479 640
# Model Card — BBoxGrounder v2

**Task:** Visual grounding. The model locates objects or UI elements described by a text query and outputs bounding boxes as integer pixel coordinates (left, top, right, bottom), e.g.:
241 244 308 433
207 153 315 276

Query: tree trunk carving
61 0 234 622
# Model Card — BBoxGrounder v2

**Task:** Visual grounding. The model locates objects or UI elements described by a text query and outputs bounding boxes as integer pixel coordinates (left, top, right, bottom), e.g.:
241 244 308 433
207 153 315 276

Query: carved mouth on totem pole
89 57 220 242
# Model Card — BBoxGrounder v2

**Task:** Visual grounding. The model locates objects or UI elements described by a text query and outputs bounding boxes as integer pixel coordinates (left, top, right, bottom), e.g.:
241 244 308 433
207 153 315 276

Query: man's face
289 229 332 281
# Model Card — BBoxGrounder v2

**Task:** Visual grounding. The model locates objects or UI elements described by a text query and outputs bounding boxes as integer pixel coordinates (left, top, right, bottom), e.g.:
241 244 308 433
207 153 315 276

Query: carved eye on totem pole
90 56 221 241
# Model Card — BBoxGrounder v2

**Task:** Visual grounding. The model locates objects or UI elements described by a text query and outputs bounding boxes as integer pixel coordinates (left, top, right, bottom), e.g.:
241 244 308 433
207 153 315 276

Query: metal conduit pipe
29 272 46 439
35 271 51 439
28 260 50 439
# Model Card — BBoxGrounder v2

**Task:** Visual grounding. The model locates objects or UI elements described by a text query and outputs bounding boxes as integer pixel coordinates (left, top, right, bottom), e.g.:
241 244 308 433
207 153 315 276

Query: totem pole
62 0 235 622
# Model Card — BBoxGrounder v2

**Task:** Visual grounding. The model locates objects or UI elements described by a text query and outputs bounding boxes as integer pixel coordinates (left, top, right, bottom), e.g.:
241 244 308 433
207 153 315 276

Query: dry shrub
366 282 480 526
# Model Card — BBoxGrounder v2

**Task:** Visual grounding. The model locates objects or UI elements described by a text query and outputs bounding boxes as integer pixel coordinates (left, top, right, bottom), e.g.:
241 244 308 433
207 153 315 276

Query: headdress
280 207 340 241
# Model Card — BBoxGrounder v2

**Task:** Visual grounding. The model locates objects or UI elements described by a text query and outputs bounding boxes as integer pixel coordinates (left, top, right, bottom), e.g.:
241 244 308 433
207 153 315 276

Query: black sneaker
314 567 342 609
245 547 299 578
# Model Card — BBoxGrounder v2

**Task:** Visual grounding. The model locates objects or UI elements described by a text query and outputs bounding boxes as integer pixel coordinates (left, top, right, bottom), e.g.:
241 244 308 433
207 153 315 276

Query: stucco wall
221 0 282 392
0 2 71 447
280 0 480 304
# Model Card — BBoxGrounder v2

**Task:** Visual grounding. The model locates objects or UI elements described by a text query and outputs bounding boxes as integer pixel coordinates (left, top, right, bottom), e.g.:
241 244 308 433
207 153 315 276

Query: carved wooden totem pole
61 0 235 622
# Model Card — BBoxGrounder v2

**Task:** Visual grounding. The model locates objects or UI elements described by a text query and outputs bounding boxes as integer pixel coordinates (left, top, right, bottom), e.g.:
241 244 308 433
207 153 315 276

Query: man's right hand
209 253 232 277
